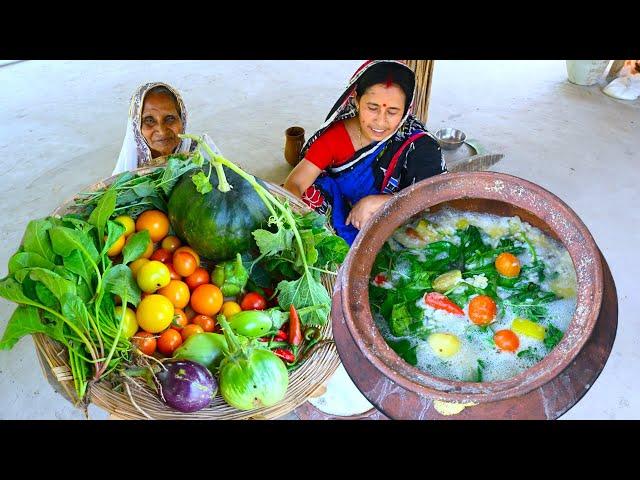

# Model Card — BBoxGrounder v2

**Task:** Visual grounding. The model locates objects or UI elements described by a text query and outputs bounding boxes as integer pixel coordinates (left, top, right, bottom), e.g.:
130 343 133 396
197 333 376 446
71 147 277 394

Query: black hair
145 85 181 116
355 62 415 114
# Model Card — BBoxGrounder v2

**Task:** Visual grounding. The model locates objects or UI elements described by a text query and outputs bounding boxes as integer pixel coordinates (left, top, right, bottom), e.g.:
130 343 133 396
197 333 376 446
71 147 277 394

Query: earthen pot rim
338 171 604 404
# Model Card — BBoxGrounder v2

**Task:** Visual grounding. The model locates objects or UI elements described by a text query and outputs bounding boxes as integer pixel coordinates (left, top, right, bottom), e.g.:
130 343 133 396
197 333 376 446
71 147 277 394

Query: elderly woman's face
140 92 184 157
356 83 406 142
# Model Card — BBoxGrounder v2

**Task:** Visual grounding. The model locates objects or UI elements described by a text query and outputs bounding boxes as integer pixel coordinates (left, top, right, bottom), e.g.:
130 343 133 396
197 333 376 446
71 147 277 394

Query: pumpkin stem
211 160 231 193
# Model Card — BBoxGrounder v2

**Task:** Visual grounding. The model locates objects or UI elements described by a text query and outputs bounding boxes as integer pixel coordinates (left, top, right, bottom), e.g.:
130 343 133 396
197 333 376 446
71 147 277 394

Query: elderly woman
284 60 446 245
112 82 220 175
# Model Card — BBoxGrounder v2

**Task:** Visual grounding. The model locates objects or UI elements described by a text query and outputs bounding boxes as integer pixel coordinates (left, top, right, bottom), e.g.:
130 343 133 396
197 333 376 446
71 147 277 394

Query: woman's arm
283 159 323 198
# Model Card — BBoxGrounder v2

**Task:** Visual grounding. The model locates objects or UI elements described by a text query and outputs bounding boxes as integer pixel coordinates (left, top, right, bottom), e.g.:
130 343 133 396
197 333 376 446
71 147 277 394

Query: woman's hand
345 194 392 230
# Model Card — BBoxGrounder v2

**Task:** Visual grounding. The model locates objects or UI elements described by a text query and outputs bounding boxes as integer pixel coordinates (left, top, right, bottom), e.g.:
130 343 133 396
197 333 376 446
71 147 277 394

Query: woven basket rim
31 165 340 419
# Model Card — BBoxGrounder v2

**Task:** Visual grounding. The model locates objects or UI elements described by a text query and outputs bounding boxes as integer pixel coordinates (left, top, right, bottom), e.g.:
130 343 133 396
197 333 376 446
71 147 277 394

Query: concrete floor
0 60 638 420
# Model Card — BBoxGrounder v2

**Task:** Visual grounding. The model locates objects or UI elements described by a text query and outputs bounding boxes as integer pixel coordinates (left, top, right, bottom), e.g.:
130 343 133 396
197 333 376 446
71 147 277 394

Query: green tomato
428 333 461 358
219 347 288 410
114 306 138 338
173 332 228 373
137 260 171 293
228 310 273 338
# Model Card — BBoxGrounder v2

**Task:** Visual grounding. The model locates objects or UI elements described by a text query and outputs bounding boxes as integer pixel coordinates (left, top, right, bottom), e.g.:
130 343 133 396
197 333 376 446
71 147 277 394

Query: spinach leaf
88 186 116 249
24 267 77 302
63 250 95 288
23 219 56 263
0 306 64 350
517 347 543 363
372 242 394 276
121 230 151 265
102 220 126 257
131 180 156 198
503 283 557 322
35 283 58 308
422 241 461 271
61 293 92 331
476 359 486 382
386 338 418 366
8 252 56 275
544 324 564 350
49 226 100 265
103 264 141 307
389 303 413 336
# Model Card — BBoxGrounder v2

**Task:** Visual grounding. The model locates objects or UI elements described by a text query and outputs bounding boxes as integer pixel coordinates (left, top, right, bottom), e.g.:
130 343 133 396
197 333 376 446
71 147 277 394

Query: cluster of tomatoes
107 209 270 358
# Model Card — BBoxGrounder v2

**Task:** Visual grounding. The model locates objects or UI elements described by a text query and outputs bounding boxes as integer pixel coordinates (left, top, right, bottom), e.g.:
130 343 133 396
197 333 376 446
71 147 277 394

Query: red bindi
382 103 386 107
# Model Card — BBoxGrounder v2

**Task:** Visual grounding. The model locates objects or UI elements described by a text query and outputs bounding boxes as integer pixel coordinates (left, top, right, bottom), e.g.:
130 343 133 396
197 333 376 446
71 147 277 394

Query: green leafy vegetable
544 324 563 350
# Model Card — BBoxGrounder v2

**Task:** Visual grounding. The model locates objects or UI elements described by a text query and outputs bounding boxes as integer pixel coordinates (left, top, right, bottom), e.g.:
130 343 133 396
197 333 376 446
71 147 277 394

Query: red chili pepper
274 330 288 341
273 348 295 363
289 304 302 346
424 292 464 316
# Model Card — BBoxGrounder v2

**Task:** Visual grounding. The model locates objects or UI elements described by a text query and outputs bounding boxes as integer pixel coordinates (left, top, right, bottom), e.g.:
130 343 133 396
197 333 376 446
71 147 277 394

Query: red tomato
165 263 181 280
132 331 156 356
240 292 267 311
494 329 520 352
181 324 204 341
495 252 521 278
172 309 189 331
468 295 498 326
184 267 210 291
161 235 182 253
183 305 198 321
173 251 197 277
150 248 172 264
192 314 215 332
157 328 183 356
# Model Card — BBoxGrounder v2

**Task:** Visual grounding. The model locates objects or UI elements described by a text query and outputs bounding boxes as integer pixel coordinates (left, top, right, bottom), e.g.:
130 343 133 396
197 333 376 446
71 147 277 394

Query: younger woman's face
356 83 406 142
140 92 183 157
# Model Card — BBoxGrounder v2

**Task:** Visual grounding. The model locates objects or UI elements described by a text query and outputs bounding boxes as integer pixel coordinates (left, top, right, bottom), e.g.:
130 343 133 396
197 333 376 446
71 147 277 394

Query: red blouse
304 121 355 170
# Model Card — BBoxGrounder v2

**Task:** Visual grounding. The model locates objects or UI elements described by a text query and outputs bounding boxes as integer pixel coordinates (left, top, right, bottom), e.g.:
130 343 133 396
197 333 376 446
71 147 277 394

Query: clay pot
284 126 305 167
336 171 604 405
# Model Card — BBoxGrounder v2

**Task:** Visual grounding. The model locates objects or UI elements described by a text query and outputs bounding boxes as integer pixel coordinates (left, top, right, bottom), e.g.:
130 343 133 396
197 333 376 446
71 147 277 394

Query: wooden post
403 60 435 124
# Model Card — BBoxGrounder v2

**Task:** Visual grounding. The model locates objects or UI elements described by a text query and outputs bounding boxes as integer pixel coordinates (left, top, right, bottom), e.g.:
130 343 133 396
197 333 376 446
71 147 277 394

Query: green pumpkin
167 167 270 261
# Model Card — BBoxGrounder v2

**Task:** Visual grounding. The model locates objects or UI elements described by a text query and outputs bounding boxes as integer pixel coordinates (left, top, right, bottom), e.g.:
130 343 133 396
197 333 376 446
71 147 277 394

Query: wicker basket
32 167 340 419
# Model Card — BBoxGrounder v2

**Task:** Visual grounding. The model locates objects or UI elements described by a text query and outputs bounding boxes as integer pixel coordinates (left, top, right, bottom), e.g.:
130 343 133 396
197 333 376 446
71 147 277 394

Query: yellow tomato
114 215 135 237
114 306 138 338
136 294 175 333
137 260 171 293
221 301 242 318
106 234 125 257
129 258 150 278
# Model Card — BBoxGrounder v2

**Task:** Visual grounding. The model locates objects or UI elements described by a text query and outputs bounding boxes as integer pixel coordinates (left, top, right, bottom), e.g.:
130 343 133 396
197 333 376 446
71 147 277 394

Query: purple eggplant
156 360 218 413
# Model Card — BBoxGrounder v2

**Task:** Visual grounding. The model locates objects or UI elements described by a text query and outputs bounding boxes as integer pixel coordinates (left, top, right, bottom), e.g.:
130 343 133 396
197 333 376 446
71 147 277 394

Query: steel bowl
435 127 466 150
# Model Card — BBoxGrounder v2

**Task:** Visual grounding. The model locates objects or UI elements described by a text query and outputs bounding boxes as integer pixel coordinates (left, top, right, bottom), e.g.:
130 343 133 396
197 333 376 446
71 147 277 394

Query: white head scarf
112 82 222 175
